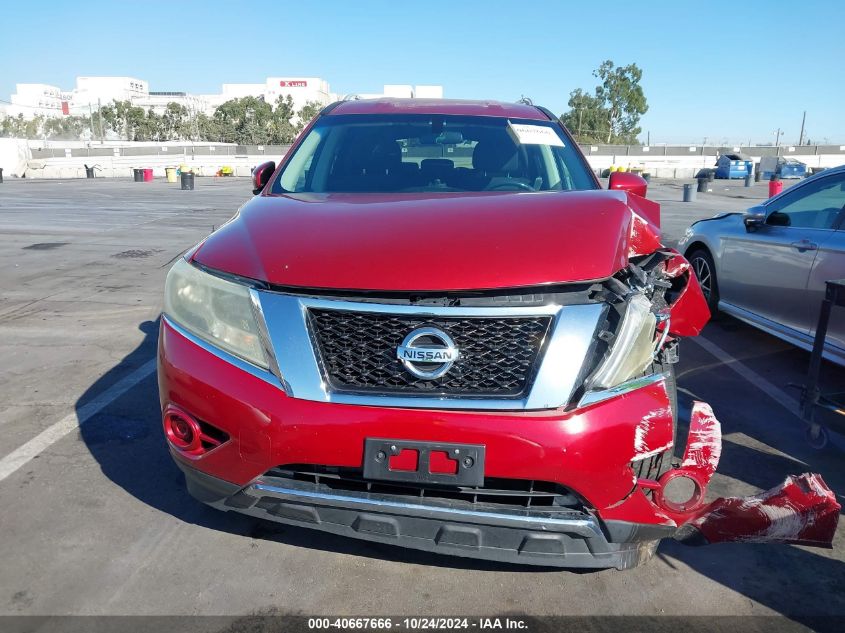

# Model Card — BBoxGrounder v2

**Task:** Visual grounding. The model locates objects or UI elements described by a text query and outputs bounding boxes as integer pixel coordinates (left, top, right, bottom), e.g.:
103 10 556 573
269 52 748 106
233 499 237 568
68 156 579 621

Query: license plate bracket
363 438 485 487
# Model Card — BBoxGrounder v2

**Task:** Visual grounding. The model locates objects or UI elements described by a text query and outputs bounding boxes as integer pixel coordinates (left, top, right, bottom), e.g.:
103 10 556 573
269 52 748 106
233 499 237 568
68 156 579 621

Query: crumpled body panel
640 402 839 548
677 473 840 547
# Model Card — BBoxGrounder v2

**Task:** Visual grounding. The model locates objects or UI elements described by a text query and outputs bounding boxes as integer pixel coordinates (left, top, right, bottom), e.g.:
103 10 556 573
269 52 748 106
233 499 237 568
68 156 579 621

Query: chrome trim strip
292 297 564 317
255 292 607 411
162 315 285 390
524 303 606 409
248 288 287 389
578 372 668 409
251 482 602 536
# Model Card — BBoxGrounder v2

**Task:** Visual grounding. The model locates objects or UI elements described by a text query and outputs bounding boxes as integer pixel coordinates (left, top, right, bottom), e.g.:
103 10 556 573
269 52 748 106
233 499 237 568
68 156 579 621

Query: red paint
158 318 678 524
163 405 202 454
650 401 721 522
162 404 228 460
389 449 419 472
608 171 648 199
768 178 783 197
328 98 548 121
252 161 276 193
686 473 840 547
191 191 637 291
663 251 710 337
61 101 69 115
429 451 458 475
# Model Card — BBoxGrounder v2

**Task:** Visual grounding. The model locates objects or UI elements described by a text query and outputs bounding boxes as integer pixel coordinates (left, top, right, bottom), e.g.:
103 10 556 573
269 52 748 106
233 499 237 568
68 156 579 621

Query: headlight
588 294 657 389
164 258 269 369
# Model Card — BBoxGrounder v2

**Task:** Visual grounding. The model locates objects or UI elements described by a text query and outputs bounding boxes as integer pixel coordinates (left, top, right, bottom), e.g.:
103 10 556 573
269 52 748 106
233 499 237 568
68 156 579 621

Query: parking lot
0 177 843 624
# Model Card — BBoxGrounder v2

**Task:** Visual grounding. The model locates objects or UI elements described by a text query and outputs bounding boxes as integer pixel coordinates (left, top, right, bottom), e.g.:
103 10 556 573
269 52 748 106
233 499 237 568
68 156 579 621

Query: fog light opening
163 405 203 453
654 471 705 514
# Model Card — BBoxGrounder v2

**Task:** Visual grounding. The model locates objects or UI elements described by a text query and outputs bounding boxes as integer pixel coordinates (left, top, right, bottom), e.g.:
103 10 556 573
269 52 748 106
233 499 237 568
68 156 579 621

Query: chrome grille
308 308 552 397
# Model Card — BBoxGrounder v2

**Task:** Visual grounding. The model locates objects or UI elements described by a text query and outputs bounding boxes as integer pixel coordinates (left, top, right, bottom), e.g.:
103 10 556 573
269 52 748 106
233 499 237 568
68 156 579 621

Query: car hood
191 190 661 292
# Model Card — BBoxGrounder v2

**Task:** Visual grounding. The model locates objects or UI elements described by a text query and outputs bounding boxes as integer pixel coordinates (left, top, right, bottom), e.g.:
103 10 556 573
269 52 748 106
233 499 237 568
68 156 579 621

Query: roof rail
320 101 343 115
341 94 361 101
533 105 557 121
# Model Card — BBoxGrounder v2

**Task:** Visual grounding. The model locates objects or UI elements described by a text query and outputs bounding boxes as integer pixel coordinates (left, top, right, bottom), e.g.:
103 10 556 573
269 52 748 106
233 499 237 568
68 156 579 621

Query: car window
272 114 597 194
767 174 845 229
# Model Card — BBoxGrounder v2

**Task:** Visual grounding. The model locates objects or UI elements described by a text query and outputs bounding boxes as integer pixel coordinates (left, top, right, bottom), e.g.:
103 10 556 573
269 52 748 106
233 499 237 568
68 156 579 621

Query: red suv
158 99 838 569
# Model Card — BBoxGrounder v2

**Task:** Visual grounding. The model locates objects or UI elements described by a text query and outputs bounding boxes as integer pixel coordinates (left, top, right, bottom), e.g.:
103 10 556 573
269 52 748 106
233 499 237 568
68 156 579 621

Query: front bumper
178 461 668 569
158 317 839 568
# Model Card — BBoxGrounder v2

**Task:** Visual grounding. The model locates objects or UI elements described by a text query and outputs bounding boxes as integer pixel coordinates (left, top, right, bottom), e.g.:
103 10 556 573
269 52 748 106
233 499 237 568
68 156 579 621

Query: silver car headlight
164 258 269 369
588 294 657 389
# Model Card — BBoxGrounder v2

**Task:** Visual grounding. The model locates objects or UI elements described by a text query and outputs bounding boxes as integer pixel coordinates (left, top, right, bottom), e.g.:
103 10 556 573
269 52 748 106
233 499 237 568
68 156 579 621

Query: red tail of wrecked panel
636 402 839 549
677 473 840 547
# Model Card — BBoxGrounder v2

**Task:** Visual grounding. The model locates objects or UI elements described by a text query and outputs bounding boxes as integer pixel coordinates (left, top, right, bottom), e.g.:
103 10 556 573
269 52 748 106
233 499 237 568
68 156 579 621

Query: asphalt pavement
0 177 842 626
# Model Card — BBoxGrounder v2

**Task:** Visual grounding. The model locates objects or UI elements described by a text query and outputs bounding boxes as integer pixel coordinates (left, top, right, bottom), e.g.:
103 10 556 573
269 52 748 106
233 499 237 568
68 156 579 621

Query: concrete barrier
15 140 845 180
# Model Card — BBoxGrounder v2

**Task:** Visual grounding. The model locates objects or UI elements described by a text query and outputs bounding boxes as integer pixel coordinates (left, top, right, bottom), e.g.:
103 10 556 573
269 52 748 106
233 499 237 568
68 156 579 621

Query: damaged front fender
663 250 710 337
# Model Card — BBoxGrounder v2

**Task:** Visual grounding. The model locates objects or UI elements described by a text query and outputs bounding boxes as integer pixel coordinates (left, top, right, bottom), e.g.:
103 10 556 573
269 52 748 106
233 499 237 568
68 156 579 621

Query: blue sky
1 0 843 144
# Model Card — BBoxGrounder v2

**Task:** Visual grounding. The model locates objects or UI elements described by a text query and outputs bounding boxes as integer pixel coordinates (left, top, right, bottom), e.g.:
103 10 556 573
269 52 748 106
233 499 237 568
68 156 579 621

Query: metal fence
580 144 845 157
30 142 844 160
30 144 294 159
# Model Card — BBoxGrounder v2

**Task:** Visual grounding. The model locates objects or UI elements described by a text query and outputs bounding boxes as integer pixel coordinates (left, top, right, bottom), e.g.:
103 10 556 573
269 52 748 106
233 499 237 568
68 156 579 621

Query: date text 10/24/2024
307 618 528 630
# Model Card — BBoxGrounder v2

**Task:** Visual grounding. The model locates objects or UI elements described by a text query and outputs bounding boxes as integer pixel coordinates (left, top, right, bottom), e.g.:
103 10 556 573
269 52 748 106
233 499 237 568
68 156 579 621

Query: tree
294 100 323 134
196 112 222 142
161 102 190 140
269 95 297 144
42 115 92 140
560 60 648 144
560 88 607 144
212 96 274 144
100 100 136 140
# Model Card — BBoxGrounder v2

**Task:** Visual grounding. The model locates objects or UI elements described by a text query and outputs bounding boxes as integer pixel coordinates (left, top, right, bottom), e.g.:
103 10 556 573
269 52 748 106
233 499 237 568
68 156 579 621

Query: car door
719 172 845 335
806 218 845 351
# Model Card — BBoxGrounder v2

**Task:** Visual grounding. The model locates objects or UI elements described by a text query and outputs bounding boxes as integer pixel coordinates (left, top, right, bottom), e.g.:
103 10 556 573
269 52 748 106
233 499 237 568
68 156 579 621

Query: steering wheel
484 181 535 191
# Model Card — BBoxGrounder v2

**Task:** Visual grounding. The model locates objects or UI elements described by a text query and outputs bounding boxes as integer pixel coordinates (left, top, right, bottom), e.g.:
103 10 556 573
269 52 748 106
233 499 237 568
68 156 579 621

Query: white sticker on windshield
507 122 565 147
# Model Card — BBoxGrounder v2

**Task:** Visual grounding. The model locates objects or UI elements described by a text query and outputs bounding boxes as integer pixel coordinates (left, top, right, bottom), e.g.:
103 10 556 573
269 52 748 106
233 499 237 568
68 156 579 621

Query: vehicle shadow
77 317 845 615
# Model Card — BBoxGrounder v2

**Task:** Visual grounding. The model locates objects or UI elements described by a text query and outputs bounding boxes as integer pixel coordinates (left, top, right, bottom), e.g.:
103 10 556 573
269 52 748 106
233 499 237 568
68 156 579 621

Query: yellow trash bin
165 167 177 183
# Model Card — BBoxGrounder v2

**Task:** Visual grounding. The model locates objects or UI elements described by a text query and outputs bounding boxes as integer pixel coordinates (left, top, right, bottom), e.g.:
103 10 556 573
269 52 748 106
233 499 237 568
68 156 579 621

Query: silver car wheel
692 256 712 299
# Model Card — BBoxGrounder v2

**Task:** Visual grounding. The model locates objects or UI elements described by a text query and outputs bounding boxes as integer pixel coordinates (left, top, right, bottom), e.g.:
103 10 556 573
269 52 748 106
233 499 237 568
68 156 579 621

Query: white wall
591 152 844 179
0 138 32 177
20 146 845 181
23 151 278 179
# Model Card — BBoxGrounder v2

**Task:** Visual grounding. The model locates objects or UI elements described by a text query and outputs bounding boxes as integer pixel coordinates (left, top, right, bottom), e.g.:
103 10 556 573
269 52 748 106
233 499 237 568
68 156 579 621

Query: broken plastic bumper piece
676 473 840 547
641 401 840 548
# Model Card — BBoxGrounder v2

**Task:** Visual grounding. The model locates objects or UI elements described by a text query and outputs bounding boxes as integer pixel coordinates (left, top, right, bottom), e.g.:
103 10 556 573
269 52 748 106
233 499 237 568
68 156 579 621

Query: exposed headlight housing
588 294 657 389
164 258 270 369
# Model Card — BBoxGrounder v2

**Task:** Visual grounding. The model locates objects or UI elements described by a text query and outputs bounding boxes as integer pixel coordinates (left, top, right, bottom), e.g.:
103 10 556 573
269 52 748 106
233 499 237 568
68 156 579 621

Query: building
198 77 333 112
354 84 444 100
72 76 148 112
8 83 64 117
5 76 443 123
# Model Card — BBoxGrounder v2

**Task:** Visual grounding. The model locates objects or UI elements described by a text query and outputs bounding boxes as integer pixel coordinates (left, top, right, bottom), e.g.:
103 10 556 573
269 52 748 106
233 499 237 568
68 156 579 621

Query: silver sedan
678 165 845 366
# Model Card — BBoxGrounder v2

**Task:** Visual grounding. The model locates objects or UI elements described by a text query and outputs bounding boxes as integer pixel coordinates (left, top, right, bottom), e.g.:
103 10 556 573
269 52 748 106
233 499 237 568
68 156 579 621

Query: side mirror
252 161 276 195
743 205 766 231
608 171 648 198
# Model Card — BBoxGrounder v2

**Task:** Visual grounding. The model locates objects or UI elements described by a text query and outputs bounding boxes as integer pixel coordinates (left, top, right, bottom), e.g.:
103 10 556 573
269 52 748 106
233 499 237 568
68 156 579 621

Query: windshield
272 114 597 194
